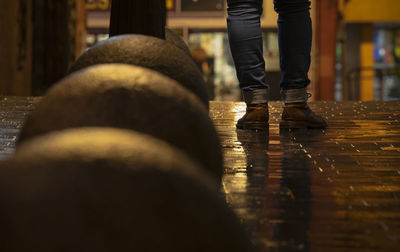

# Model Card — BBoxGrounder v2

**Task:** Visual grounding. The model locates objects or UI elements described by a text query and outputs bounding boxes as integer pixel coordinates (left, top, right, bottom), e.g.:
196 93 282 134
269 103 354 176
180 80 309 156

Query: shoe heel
279 120 307 129
240 122 269 130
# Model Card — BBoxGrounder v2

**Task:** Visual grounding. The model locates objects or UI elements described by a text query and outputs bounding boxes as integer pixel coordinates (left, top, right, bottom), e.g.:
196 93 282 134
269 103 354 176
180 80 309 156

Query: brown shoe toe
280 102 327 129
236 104 269 130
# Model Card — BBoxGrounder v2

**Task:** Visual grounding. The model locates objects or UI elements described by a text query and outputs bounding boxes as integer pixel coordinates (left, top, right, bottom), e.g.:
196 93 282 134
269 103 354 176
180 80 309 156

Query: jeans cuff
281 88 308 103
243 89 269 105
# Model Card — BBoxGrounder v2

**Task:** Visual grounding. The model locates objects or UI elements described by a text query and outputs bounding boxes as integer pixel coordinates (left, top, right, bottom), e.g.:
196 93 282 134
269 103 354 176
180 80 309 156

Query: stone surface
69 34 209 107
165 28 191 56
18 64 222 179
0 127 254 252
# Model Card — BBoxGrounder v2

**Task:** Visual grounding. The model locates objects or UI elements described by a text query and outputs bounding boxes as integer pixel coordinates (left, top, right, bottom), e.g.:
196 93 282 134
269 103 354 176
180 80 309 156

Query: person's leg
227 0 269 130
274 0 327 129
227 0 267 92
274 0 311 92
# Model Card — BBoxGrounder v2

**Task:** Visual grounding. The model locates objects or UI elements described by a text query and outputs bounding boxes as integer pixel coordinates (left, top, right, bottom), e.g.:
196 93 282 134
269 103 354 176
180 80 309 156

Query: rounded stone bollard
69 34 209 107
18 64 223 179
165 28 192 56
0 128 254 252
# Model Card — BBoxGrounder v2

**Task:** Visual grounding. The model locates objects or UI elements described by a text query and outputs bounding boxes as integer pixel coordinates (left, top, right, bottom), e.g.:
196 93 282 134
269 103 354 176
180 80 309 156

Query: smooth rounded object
0 128 254 252
165 28 191 56
69 34 209 107
18 64 223 179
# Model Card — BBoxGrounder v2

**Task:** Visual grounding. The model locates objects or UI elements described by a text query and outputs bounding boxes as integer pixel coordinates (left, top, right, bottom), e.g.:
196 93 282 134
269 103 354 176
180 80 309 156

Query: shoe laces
303 93 312 107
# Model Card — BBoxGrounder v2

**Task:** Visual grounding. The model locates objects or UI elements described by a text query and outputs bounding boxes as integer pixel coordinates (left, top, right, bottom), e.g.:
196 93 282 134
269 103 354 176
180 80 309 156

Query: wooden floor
1 96 400 251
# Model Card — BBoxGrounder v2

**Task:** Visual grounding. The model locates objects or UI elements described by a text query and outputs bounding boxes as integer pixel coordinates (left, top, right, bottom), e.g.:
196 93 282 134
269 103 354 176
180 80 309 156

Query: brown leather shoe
280 102 327 129
236 103 269 130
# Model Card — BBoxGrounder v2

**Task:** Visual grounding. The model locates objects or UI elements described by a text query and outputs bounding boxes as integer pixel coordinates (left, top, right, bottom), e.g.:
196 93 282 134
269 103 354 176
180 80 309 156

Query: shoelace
304 93 317 115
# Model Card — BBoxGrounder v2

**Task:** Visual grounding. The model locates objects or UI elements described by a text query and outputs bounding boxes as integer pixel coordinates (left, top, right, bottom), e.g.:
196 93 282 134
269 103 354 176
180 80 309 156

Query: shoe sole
279 120 327 129
236 121 269 130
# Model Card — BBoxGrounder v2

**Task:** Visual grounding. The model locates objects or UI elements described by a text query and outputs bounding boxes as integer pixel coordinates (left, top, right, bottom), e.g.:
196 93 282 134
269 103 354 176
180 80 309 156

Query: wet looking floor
212 101 400 251
1 97 400 251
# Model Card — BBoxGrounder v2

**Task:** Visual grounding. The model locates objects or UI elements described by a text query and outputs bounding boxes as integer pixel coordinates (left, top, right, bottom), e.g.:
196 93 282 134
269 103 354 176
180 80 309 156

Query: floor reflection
226 126 324 251
269 129 324 251
227 129 270 247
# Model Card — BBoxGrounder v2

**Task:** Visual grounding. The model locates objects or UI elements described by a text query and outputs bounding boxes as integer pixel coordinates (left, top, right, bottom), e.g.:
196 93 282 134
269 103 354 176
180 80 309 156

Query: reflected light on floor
232 102 246 122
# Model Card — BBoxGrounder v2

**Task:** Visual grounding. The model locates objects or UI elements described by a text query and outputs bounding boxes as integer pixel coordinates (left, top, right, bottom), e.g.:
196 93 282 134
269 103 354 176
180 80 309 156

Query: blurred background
1 0 400 102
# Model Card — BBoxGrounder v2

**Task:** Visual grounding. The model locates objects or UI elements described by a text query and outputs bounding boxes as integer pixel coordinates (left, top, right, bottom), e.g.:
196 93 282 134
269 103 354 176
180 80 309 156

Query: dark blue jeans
227 0 312 92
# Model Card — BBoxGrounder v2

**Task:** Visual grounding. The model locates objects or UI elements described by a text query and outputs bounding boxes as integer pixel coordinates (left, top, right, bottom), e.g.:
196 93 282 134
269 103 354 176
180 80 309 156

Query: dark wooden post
109 0 166 39
315 0 338 101
0 0 33 96
31 0 86 96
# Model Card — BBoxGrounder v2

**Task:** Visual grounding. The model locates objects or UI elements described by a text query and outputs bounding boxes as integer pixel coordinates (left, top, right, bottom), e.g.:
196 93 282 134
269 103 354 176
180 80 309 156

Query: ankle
281 88 309 104
243 89 269 105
